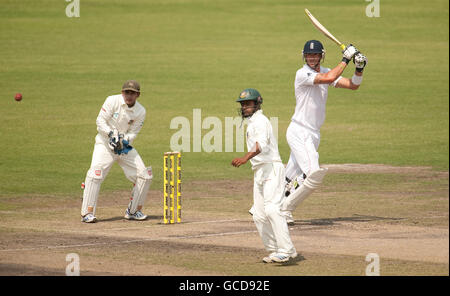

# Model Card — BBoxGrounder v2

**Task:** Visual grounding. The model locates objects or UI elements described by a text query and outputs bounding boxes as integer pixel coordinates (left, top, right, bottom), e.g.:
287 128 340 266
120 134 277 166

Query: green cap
122 80 140 92
236 88 262 103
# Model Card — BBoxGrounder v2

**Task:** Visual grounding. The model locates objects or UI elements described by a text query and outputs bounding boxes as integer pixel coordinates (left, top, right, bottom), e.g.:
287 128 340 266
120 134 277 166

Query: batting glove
342 44 359 64
354 53 368 73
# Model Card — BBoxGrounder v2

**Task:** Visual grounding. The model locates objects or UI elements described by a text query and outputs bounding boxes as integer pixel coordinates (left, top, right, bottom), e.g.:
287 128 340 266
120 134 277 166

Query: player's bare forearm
314 62 347 84
335 71 363 90
231 143 261 167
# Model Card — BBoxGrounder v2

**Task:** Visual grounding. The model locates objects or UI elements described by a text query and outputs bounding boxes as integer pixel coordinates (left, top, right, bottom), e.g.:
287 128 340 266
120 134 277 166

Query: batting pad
303 167 328 189
281 168 328 211
81 168 104 216
127 166 153 214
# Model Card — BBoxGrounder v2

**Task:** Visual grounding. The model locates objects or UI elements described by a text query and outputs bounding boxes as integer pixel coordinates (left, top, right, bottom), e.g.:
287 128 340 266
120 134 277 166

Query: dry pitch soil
0 164 448 276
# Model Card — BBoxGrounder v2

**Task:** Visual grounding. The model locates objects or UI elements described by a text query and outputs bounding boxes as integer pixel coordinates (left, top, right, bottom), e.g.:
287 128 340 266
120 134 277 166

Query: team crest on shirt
113 112 119 119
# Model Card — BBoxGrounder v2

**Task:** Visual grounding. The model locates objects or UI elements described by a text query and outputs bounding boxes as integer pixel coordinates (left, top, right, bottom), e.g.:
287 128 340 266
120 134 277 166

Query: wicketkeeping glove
354 53 368 72
108 129 120 151
342 44 359 64
116 133 125 151
116 139 133 155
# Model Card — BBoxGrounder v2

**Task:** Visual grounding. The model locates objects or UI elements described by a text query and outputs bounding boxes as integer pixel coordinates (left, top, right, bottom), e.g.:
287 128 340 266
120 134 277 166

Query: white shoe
81 213 97 223
282 211 295 225
262 252 277 263
271 252 298 263
124 209 148 221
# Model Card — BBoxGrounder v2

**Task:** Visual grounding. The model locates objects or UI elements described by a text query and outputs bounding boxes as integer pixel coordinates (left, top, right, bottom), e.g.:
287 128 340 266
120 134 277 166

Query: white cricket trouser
285 121 321 181
252 162 296 256
81 140 152 216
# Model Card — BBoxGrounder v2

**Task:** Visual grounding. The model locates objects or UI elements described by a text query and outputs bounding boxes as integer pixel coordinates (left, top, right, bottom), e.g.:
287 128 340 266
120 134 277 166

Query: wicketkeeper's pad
127 167 153 214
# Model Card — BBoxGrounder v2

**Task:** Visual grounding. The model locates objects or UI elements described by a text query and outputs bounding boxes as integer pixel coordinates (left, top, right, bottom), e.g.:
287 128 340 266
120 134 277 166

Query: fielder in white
81 80 153 223
282 40 368 224
232 88 297 263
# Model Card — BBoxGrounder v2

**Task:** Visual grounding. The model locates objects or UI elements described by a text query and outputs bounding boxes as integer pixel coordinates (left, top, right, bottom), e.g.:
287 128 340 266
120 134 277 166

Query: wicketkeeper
80 80 153 223
231 88 297 263
282 40 367 224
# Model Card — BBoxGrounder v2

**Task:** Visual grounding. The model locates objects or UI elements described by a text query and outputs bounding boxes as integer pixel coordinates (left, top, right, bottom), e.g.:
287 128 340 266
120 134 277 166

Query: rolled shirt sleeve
296 67 342 88
296 69 317 87
331 75 343 87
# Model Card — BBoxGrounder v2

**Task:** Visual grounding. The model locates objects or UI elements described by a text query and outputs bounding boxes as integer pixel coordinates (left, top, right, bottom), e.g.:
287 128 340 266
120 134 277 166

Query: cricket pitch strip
0 164 448 276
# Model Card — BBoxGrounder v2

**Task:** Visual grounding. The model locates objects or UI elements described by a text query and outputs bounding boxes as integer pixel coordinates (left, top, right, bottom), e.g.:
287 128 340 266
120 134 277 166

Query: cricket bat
304 8 346 51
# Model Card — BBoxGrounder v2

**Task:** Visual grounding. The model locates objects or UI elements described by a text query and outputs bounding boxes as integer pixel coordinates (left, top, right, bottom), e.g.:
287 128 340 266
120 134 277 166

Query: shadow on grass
296 214 404 226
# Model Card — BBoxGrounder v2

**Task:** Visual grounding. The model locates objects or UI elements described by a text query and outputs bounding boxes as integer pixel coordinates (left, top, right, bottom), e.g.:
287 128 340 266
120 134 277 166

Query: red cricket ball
14 93 22 101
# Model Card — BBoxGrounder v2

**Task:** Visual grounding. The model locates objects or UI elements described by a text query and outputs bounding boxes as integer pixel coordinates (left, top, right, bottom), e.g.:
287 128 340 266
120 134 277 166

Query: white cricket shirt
95 94 146 145
246 110 282 169
291 64 342 132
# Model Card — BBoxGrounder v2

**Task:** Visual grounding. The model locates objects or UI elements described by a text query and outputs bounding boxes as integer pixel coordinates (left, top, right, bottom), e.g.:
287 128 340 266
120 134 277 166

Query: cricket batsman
281 40 368 224
80 80 153 223
231 88 297 263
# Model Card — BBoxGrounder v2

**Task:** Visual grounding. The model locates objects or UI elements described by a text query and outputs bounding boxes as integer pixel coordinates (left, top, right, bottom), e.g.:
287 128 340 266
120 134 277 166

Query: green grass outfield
0 0 448 196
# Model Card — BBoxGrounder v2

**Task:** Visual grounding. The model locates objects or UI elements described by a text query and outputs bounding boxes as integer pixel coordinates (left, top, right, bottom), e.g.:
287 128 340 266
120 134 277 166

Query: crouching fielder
81 80 153 223
231 88 297 263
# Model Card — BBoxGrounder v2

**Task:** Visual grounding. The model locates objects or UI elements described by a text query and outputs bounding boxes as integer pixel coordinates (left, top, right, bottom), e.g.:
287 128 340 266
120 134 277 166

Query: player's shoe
124 209 148 221
248 205 255 216
271 252 298 263
262 252 277 263
81 213 97 223
282 210 295 225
